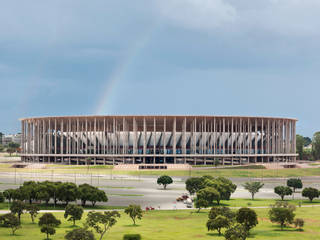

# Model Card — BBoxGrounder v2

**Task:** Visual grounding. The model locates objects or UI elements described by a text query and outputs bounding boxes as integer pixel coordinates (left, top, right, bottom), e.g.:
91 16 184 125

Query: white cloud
155 0 237 31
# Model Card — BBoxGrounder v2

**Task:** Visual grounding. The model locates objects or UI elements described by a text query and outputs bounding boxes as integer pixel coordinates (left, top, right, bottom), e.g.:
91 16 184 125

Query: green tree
236 208 258 233
224 224 248 240
26 204 39 223
7 142 20 156
157 175 173 189
274 186 292 200
3 189 15 203
197 187 221 205
269 207 295 230
293 218 304 231
124 205 143 225
78 184 95 206
208 206 235 220
304 137 312 146
207 215 230 236
242 182 264 200
302 187 319 202
123 234 141 240
195 198 208 213
185 177 204 195
287 178 303 193
312 132 320 160
296 135 306 160
64 204 84 226
0 192 4 203
20 181 38 204
38 213 61 240
89 189 108 207
0 213 21 235
10 200 25 223
202 176 237 201
57 182 78 205
65 227 95 240
86 211 121 240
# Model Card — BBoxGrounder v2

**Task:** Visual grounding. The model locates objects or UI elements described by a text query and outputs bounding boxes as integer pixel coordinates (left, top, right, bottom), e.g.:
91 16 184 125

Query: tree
236 208 258 233
224 224 248 240
0 192 4 203
124 205 143 225
195 198 208 213
123 234 141 240
208 206 235 220
296 135 306 160
64 204 84 226
57 182 78 205
26 204 39 223
302 187 319 202
89 189 108 207
65 228 95 240
274 186 292 200
269 207 295 230
287 178 303 193
202 176 237 201
293 218 304 231
157 175 173 189
312 132 320 160
38 213 61 240
242 182 264 200
197 187 220 205
207 215 230 235
10 200 25 222
86 211 121 240
7 142 20 156
20 181 38 204
304 137 312 146
3 189 15 203
185 177 203 195
0 213 21 235
79 184 95 206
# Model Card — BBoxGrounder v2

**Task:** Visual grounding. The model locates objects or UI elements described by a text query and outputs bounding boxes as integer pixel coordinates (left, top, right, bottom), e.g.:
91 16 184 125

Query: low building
2 133 22 146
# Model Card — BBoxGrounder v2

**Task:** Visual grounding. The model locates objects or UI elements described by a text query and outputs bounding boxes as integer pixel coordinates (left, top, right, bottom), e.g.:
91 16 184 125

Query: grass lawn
1 163 320 178
214 198 320 208
0 207 320 240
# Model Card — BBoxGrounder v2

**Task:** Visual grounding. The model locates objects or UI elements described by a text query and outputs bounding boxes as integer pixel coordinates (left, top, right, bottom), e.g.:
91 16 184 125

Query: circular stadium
20 116 298 166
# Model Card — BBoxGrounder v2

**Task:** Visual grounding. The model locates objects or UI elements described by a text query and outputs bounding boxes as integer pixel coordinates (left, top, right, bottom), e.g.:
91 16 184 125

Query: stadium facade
20 116 298 165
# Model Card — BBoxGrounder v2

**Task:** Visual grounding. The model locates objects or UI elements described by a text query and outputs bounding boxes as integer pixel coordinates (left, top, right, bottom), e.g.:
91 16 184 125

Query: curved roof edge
20 115 298 121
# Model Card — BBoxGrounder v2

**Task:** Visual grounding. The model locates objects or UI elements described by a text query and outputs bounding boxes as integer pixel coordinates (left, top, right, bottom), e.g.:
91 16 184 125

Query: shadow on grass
123 224 141 227
206 232 221 237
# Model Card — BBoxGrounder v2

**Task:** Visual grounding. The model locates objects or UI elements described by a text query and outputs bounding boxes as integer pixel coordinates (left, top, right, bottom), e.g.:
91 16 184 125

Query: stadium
20 115 298 166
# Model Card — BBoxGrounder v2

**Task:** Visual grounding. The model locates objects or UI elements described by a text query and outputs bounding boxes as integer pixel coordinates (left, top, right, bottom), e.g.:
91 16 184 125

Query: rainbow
95 26 157 115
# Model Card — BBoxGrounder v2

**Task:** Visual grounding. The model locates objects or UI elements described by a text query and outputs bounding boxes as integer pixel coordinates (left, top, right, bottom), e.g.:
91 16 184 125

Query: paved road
1 172 320 209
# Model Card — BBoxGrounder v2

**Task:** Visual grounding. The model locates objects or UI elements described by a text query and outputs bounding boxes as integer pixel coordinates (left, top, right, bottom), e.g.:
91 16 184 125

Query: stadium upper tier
20 115 297 165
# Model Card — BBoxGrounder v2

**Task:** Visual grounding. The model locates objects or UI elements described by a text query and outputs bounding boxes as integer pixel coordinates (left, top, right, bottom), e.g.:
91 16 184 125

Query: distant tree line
2 181 108 206
296 133 320 160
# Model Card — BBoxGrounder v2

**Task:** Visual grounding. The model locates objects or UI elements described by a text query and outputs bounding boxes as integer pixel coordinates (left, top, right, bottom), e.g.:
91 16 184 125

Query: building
20 115 298 165
2 133 22 146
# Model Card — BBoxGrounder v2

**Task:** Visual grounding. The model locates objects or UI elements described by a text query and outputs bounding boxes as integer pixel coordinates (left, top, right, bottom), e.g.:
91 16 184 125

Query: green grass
213 198 320 208
1 207 320 239
0 163 320 178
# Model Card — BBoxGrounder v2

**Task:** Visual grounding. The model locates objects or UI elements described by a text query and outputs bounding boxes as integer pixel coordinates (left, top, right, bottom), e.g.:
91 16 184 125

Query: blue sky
0 0 319 136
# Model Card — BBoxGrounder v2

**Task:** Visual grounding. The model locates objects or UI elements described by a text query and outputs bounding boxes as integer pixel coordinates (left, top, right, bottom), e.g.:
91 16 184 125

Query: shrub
293 218 304 231
123 234 141 240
